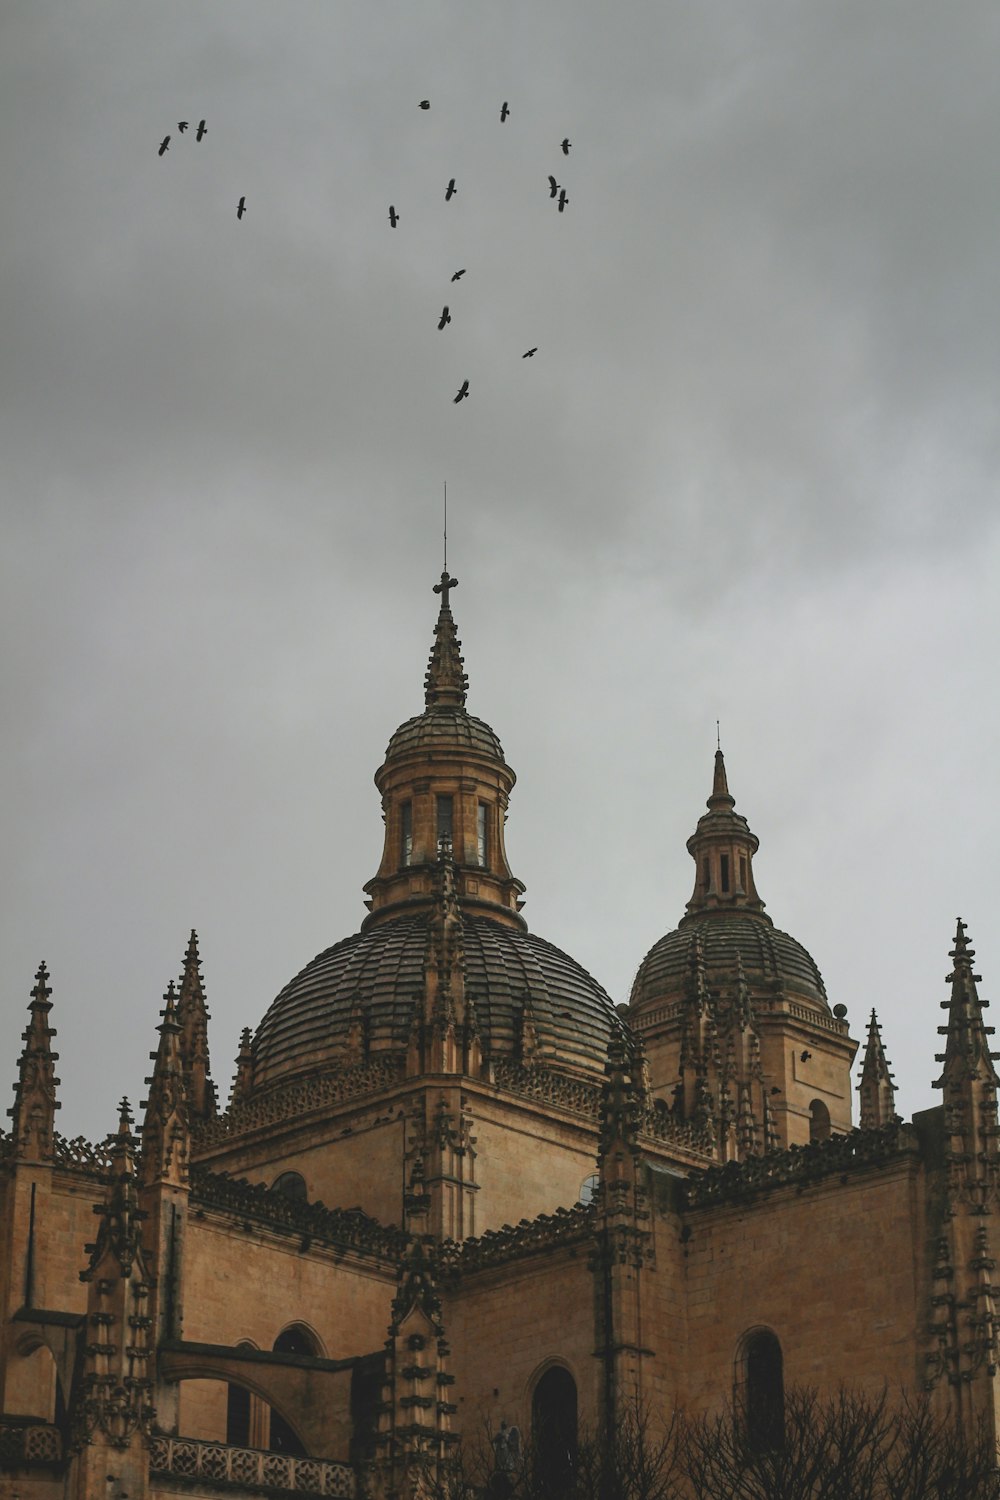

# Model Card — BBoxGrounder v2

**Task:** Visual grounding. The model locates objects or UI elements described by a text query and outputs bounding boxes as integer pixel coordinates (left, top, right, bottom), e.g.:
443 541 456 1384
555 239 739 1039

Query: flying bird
388 205 399 227
438 306 451 331
557 188 568 213
419 100 430 110
237 196 246 219
158 136 170 156
178 121 189 133
500 101 510 122
522 348 538 358
445 178 457 201
548 175 559 199
451 269 466 282
196 119 207 141
561 138 571 155
453 380 469 403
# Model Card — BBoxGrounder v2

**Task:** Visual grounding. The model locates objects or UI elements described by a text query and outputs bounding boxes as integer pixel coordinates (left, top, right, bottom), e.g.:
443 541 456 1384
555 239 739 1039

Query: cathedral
2 572 999 1499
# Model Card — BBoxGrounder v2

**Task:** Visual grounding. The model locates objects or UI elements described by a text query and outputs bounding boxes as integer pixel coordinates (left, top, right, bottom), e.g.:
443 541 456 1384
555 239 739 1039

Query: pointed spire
83 1099 147 1280
176 929 216 1119
858 1010 898 1129
140 982 190 1186
229 1027 254 1106
424 571 469 709
935 920 1000 1092
709 748 735 810
8 961 61 1161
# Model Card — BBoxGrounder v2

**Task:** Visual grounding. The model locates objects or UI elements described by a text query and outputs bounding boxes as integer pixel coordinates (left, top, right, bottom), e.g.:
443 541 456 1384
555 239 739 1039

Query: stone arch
808 1099 831 1142
529 1361 578 1493
227 1340 264 1448
735 1326 784 1451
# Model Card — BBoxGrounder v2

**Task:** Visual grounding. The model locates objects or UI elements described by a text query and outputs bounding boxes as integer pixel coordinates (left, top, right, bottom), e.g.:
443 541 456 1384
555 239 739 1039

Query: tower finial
425 572 468 708
443 481 447 572
716 719 721 752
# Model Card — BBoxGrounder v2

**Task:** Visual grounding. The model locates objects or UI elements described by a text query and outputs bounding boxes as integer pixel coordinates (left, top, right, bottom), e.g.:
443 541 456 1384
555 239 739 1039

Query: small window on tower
436 794 453 848
702 857 710 892
401 802 413 867
720 854 730 893
477 803 488 867
740 855 748 890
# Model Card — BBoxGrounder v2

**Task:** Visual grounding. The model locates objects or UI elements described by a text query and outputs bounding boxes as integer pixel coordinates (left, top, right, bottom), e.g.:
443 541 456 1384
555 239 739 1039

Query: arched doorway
531 1365 577 1495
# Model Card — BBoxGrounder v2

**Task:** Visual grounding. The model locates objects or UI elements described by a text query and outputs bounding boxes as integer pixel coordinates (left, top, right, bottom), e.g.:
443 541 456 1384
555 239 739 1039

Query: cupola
363 572 525 928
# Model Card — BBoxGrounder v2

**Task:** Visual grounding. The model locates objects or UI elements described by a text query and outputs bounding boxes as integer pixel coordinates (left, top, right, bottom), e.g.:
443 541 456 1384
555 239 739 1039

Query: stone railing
195 1059 405 1148
683 1122 917 1209
492 1060 602 1120
52 1131 115 1176
190 1167 409 1263
0 1418 63 1467
149 1434 354 1496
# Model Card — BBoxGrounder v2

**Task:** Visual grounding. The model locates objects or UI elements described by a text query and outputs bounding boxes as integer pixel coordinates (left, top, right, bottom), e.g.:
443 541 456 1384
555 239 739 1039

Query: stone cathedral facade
2 574 999 1499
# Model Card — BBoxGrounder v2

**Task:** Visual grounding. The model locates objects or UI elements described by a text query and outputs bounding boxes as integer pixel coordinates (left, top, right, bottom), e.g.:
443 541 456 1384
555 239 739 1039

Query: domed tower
194 573 625 1237
628 750 857 1152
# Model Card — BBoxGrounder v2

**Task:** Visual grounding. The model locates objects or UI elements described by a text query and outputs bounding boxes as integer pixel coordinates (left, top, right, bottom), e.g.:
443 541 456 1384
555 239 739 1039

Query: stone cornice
193 1058 407 1151
439 1202 595 1278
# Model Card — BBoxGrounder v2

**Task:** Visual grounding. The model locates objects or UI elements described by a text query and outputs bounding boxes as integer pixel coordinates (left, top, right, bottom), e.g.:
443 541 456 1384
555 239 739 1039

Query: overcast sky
3 1 998 1145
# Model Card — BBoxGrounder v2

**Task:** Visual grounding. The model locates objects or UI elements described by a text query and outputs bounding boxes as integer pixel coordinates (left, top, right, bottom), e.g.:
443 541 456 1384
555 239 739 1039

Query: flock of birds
157 99 573 403
157 118 248 217
390 99 573 404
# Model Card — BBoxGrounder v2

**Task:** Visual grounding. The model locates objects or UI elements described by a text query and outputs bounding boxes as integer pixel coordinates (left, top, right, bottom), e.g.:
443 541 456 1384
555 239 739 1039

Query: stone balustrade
149 1434 355 1496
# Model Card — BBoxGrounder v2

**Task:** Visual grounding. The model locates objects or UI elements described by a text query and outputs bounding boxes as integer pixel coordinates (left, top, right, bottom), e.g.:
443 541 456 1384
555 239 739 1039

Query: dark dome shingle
630 913 829 1011
253 913 621 1091
385 709 505 762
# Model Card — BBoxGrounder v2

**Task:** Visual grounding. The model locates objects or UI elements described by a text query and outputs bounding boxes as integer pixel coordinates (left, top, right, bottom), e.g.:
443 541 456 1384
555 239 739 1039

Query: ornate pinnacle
9 961 61 1159
424 572 468 710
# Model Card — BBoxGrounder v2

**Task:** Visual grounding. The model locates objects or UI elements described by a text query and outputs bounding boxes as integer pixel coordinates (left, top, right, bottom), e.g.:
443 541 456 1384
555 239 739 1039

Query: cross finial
433 570 459 608
716 719 721 752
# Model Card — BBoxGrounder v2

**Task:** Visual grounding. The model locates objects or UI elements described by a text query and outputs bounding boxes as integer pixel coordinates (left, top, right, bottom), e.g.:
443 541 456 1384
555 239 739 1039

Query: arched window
741 1329 784 1451
227 1340 262 1448
532 1365 577 1494
578 1173 599 1206
273 1171 307 1202
808 1100 831 1143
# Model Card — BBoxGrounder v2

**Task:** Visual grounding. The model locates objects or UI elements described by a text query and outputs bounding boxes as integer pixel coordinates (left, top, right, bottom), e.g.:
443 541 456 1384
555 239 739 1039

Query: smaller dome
630 912 829 1013
386 708 505 763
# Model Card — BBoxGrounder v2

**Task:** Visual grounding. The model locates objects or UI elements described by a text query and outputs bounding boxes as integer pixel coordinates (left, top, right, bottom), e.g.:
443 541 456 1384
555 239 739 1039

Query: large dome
252 912 623 1092
630 911 828 1012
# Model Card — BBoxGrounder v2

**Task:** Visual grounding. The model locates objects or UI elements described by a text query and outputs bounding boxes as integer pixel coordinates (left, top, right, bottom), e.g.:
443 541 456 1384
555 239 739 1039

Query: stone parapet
149 1434 354 1496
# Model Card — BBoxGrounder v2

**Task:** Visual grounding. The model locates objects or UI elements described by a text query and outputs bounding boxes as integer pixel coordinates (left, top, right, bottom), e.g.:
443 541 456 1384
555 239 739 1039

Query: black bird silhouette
451 269 466 282
158 135 170 156
522 348 538 358
445 178 457 201
500 101 510 122
178 121 189 133
438 306 451 331
237 196 246 219
419 100 430 110
557 188 568 213
196 119 207 141
561 137 571 155
388 205 399 228
453 380 469 403
547 175 559 199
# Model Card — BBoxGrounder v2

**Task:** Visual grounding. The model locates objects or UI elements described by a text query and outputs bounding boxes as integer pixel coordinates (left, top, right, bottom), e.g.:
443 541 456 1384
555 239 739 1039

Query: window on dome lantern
477 803 488 867
720 854 730 893
740 855 748 891
401 802 413 867
702 858 710 892
436 794 454 850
